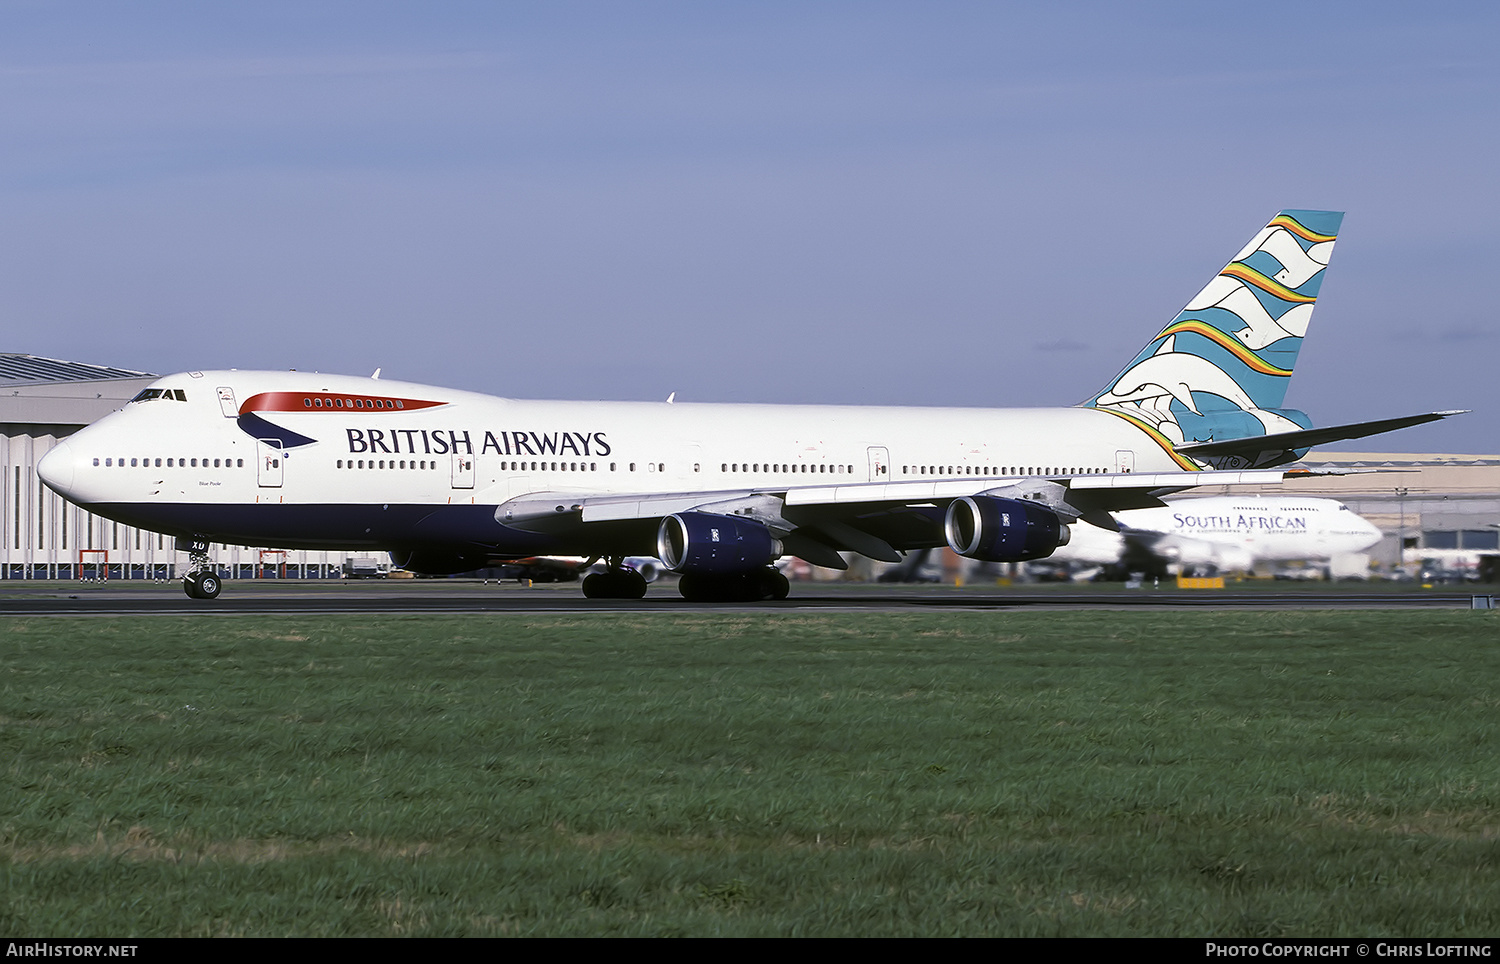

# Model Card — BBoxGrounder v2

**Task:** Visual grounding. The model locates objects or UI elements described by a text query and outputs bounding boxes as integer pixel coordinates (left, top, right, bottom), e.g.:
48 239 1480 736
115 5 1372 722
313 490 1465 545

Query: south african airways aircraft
1048 495 1383 574
37 210 1458 601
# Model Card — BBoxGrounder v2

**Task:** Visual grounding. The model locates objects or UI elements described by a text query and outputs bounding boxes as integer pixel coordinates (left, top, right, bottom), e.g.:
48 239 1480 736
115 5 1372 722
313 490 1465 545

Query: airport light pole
1395 487 1409 570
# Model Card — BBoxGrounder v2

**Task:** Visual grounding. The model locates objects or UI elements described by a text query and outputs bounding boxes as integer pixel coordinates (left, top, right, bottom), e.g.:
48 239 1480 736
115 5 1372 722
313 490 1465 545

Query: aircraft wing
564 467 1285 519
498 468 1287 568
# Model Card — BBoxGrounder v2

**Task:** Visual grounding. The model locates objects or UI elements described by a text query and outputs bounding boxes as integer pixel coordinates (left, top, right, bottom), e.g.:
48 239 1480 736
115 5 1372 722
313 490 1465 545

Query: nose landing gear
177 539 222 599
184 570 222 599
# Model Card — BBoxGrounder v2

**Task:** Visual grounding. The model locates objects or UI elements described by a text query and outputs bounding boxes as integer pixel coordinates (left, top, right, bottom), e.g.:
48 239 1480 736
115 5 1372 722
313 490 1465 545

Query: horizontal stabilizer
1284 466 1393 478
1175 410 1466 459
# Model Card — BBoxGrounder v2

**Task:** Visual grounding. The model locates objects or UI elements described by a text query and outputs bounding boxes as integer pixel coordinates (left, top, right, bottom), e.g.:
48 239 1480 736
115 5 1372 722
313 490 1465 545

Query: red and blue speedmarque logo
235 391 448 449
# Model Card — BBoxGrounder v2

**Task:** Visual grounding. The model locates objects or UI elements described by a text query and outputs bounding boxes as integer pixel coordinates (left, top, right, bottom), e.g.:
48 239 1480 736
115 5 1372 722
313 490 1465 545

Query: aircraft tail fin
1082 210 1344 464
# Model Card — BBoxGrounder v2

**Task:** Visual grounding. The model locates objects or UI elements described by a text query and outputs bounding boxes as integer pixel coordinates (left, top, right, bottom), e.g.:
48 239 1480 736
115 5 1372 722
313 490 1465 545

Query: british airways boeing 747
36 210 1458 600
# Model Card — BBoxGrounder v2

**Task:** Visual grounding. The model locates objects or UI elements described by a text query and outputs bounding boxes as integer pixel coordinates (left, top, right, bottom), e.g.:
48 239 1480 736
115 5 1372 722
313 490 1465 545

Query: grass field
2 610 1497 936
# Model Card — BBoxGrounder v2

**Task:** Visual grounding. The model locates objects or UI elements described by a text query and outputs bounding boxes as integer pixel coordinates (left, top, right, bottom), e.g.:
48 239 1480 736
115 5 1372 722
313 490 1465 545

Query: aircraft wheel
182 577 201 599
707 575 742 602
680 573 769 602
732 574 763 602
195 569 220 599
762 569 790 600
584 571 650 599
677 573 709 602
621 570 648 599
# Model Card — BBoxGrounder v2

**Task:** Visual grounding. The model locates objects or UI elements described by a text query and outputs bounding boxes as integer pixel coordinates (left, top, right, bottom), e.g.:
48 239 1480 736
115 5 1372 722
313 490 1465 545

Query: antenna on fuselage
666 392 675 404
372 368 382 379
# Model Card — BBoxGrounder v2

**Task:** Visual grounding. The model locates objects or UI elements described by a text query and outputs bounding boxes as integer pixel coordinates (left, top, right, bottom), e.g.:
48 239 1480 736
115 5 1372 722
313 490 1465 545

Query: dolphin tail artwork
1082 210 1458 470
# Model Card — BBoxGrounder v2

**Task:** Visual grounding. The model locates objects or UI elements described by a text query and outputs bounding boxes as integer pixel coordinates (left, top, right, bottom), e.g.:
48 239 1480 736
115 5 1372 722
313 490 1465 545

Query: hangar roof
0 354 157 433
0 353 153 385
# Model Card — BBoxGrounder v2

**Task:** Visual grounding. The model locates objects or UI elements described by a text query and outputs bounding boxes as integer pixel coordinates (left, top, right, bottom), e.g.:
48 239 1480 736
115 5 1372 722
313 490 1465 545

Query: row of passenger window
305 396 404 409
722 462 854 474
901 465 1106 476
334 460 670 473
339 460 437 470
503 461 599 472
498 462 665 473
94 457 243 468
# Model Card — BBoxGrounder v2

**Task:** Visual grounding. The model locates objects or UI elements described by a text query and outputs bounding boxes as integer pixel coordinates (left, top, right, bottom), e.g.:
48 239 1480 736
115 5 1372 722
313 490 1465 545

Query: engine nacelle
944 496 1070 562
625 557 663 583
657 512 780 574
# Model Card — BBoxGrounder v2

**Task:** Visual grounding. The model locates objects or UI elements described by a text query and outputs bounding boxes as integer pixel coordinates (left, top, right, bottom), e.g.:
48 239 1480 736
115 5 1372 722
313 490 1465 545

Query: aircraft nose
37 440 76 497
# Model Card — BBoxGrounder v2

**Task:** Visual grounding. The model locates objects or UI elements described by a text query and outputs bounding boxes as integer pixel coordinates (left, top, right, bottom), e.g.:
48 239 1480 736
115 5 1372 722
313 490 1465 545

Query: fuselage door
867 445 890 481
451 452 475 489
217 387 239 418
1114 449 1136 474
258 439 284 488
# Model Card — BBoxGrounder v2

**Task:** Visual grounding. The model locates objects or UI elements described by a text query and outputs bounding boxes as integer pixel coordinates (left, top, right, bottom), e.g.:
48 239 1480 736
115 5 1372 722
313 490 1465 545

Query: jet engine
657 511 781 574
944 496 1070 562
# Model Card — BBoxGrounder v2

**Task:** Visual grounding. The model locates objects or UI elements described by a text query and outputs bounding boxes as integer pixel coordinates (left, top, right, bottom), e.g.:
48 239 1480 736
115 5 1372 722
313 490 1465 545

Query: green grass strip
2 611 1497 936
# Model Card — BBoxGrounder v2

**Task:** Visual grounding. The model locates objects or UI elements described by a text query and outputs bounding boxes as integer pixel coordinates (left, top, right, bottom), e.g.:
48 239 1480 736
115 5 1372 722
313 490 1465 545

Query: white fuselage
38 369 1188 557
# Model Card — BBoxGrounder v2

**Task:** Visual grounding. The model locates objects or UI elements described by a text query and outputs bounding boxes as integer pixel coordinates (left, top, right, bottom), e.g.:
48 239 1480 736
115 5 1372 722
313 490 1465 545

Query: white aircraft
36 210 1458 601
1049 495 1383 574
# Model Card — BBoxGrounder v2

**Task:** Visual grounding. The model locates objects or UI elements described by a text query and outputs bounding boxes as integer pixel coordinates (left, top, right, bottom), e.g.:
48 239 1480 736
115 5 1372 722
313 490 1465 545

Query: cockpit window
130 388 188 403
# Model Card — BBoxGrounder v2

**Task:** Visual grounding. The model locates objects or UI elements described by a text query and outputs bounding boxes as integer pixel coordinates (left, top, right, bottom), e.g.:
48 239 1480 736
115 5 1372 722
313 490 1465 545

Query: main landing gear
678 567 789 602
581 559 649 599
181 544 222 600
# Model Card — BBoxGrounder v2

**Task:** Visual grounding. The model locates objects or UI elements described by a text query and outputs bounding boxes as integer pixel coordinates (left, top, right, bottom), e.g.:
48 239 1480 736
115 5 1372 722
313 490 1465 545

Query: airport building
0 354 351 580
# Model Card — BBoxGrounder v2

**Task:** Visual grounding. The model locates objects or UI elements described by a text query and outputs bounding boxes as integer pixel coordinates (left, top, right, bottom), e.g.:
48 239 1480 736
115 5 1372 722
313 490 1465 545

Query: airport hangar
1 352 1496 581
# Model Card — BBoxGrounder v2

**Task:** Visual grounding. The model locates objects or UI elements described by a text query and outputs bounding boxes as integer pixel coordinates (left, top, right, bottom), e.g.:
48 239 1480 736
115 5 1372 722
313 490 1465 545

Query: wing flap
582 495 725 523
1067 469 1284 489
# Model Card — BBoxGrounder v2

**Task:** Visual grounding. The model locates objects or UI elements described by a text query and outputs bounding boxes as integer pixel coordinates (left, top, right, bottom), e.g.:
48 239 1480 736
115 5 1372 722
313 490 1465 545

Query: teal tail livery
1084 210 1453 469
1085 210 1339 467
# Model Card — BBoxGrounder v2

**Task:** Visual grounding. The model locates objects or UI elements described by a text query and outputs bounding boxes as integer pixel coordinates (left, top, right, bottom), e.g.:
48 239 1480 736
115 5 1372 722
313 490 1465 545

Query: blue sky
2 2 1495 452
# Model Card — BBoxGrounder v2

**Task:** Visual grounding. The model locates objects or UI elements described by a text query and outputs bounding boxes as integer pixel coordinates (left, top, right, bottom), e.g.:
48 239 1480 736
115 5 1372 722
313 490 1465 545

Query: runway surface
0 578 1492 615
